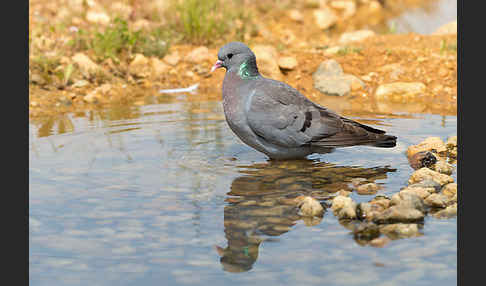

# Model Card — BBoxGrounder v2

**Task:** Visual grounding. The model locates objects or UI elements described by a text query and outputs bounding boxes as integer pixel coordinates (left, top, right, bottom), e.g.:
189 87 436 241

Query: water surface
29 96 456 286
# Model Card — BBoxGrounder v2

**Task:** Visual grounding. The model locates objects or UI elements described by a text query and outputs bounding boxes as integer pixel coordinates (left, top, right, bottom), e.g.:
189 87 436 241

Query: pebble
278 56 298 71
433 20 457 35
441 183 457 198
185 46 212 63
163 51 180 66
251 45 282 80
86 10 110 25
288 9 304 22
72 53 102 77
356 183 380 195
151 57 170 78
339 30 375 44
330 0 357 19
390 192 426 213
373 205 424 224
432 203 457 218
353 222 380 240
296 196 324 217
424 193 449 208
407 137 448 157
408 151 437 170
129 54 150 78
312 59 364 96
431 159 454 175
408 167 454 186
379 223 421 239
331 195 357 219
375 82 426 103
313 7 338 30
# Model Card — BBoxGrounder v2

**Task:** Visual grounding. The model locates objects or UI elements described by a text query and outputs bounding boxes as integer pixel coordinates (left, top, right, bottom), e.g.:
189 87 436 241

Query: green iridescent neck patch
238 61 258 79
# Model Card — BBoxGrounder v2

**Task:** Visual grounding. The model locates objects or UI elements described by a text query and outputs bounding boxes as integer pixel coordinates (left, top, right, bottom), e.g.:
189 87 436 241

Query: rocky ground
29 0 457 118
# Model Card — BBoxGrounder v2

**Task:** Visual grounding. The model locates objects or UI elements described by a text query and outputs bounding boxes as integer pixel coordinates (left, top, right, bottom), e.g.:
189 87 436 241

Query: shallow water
29 94 456 285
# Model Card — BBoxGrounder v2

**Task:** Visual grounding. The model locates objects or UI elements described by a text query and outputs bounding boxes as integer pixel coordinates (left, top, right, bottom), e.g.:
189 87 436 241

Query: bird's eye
227 53 233 59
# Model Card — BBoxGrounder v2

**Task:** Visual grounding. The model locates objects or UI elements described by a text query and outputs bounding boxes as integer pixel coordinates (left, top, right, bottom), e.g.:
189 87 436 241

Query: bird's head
211 42 258 76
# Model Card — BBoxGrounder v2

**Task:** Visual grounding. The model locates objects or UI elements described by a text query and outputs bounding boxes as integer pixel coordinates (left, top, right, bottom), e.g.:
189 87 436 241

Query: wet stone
408 167 454 186
407 137 448 158
408 151 437 170
431 203 457 219
379 223 422 240
424 193 449 208
331 195 357 219
372 206 425 224
441 183 457 198
357 202 385 221
375 82 426 104
296 196 324 217
390 192 426 213
408 179 442 193
356 183 380 195
351 177 368 187
431 159 454 175
399 186 431 200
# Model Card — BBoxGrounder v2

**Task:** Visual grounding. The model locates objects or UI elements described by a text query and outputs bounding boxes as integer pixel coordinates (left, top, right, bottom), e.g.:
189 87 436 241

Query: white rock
339 30 376 44
313 7 338 30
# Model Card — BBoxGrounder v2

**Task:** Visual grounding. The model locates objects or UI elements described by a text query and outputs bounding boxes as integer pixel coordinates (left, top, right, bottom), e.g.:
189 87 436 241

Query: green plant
171 0 251 45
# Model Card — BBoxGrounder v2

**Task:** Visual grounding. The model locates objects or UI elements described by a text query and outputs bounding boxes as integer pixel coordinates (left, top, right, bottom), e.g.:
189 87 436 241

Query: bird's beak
211 60 224 73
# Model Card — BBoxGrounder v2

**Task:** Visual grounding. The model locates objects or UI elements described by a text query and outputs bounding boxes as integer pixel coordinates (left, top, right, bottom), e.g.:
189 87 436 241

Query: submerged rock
356 183 380 195
379 223 422 240
353 222 380 241
331 195 357 219
408 167 454 186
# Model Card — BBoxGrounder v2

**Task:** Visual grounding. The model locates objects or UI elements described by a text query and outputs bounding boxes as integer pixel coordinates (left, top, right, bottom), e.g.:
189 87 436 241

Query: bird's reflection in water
216 160 396 273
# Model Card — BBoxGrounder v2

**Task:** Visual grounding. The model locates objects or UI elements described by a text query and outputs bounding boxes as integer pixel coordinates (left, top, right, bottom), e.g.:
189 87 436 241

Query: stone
375 82 426 103
408 151 437 170
185 46 212 63
331 195 357 219
252 45 282 80
446 135 457 148
351 177 367 187
424 193 448 208
442 183 457 198
408 167 454 186
339 30 375 44
313 7 338 30
356 202 385 221
30 74 46 85
129 54 150 78
72 53 101 77
296 196 324 217
323 46 343 56
433 20 457 35
399 186 431 200
151 57 170 78
111 2 133 19
432 203 457 218
407 137 448 158
86 10 110 25
330 0 357 19
313 59 364 96
356 183 380 195
390 192 426 213
379 223 421 239
432 159 454 175
278 56 298 71
373 206 424 224
163 51 180 66
408 179 442 193
288 9 304 22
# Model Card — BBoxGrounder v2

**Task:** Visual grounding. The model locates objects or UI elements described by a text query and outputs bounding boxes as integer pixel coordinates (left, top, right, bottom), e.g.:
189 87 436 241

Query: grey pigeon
211 42 397 160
